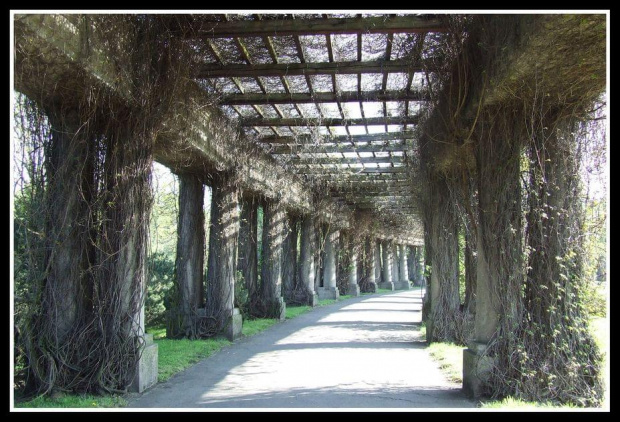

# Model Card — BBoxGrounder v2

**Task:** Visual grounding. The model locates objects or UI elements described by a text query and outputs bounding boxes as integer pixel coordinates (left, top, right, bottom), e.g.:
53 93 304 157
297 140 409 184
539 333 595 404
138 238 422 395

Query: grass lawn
15 394 127 409
286 305 311 319
427 342 464 383
154 336 231 382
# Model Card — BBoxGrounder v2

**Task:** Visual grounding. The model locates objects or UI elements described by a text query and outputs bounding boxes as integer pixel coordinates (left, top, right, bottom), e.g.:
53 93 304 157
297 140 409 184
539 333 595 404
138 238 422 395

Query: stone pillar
169 173 205 339
374 241 382 285
260 200 286 320
379 241 394 290
318 230 339 300
391 242 400 286
237 195 258 313
395 244 411 290
41 111 93 343
299 215 318 306
282 213 299 303
363 237 377 293
346 242 360 297
96 124 157 393
206 177 243 340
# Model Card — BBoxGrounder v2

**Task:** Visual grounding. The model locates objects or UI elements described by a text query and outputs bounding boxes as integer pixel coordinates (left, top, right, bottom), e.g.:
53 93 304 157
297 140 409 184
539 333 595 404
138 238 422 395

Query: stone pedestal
393 280 411 290
225 308 243 341
378 282 394 291
308 292 319 307
317 286 339 300
347 284 360 297
462 342 495 398
129 334 158 393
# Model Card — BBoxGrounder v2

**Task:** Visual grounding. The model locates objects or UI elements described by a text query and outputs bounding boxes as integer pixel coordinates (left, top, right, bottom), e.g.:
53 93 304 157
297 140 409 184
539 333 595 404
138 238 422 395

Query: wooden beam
261 131 415 145
197 59 425 78
220 90 429 105
242 115 419 127
177 16 448 38
290 156 403 165
296 166 407 175
271 144 407 154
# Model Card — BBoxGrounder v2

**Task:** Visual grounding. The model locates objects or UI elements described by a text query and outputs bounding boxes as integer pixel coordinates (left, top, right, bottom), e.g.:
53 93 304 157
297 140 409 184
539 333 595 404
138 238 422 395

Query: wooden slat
261 131 415 145
296 166 407 174
177 16 447 38
271 144 407 154
220 90 429 105
242 115 418 126
197 59 425 78
290 156 403 165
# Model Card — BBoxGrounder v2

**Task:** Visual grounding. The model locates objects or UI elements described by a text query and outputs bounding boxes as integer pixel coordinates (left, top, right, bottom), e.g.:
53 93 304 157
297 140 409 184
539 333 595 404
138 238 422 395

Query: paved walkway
127 290 474 409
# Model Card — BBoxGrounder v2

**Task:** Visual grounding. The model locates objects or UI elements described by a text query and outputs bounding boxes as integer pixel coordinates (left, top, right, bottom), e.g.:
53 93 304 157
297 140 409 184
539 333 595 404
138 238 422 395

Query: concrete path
127 290 474 409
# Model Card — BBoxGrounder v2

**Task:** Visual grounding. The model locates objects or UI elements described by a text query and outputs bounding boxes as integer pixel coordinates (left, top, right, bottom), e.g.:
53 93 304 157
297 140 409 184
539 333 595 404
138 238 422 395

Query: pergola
160 13 451 231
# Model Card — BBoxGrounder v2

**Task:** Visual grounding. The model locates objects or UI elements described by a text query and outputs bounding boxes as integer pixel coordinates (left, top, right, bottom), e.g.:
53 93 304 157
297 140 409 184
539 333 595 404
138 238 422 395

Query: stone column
260 200 286 320
206 177 243 340
379 241 394 290
396 244 411 290
346 242 360 297
364 237 377 293
299 215 318 306
374 241 382 285
391 242 400 287
318 230 339 300
169 173 205 338
282 213 299 303
237 195 258 314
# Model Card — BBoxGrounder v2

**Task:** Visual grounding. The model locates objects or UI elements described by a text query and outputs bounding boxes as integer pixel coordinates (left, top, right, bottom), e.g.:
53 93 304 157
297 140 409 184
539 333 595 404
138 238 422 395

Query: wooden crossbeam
271 144 407 154
176 16 447 38
261 131 415 145
290 156 403 165
241 116 418 127
296 166 407 175
329 188 412 195
197 59 424 78
220 90 429 105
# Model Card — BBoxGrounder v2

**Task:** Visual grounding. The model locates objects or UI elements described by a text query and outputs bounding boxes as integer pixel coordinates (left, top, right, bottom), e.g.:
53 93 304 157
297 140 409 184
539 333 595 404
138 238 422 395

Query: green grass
480 396 577 409
286 305 311 319
155 336 231 382
339 294 353 300
242 317 278 337
147 324 166 340
318 298 337 306
15 394 127 409
427 342 465 383
377 288 394 294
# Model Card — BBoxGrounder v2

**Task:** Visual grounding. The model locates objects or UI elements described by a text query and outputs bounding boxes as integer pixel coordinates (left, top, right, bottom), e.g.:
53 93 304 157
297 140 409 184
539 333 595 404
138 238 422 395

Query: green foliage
155 337 231 383
15 394 127 408
146 252 175 326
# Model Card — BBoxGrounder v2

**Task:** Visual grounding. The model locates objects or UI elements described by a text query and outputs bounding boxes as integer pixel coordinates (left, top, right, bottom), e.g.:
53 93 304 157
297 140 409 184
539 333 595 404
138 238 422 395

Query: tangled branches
14 15 195 396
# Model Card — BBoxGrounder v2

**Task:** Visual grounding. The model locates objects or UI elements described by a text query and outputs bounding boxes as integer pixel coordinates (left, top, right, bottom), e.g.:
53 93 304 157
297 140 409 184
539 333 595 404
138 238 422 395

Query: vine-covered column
206 175 242 340
299 215 319 306
169 173 205 339
259 199 286 320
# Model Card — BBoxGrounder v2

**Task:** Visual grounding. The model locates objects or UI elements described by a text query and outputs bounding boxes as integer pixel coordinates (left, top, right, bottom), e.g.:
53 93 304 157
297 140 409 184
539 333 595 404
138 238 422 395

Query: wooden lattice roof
160 13 452 227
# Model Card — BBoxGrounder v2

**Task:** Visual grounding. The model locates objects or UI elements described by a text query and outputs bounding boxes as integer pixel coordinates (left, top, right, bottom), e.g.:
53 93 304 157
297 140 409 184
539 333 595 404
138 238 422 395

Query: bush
145 252 176 326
